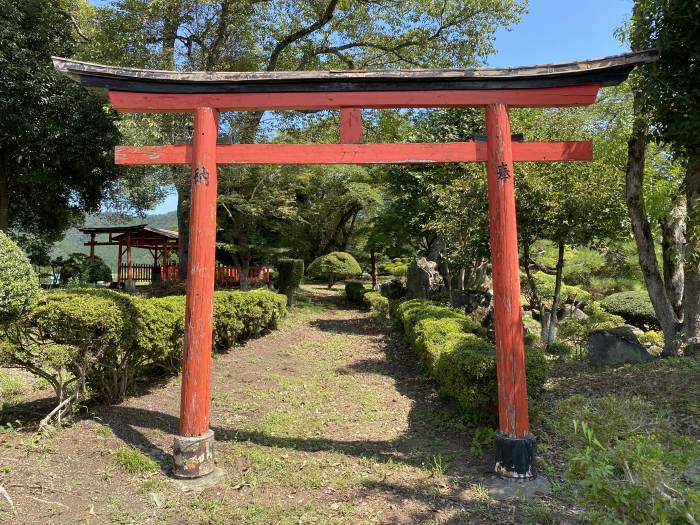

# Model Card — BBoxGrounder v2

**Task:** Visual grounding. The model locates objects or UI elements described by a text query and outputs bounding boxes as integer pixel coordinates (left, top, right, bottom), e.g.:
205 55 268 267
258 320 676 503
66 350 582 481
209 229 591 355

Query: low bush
601 290 658 328
0 288 286 423
524 271 591 306
0 231 40 322
344 281 368 304
639 330 665 347
53 252 113 285
363 291 389 319
394 299 547 422
276 258 304 306
307 252 362 288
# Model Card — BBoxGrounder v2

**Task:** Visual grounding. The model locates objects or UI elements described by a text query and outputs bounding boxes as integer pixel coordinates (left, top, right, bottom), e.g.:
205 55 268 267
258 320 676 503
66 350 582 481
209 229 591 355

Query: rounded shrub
307 251 362 288
601 290 657 328
345 281 368 304
56 253 112 285
0 231 40 322
276 258 304 307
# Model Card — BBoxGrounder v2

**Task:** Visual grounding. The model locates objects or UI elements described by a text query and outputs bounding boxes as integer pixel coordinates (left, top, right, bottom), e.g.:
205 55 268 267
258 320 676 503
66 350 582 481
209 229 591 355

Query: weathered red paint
179 107 219 437
108 85 600 113
485 103 530 439
115 141 592 166
339 108 363 144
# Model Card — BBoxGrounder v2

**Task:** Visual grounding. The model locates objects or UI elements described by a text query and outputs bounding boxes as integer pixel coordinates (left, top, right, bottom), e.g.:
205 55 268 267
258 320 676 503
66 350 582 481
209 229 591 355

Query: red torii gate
54 51 654 480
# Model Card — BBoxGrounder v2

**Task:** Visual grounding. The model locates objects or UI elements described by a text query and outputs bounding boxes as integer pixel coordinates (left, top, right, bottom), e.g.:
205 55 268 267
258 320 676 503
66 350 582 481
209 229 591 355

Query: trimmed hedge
308 251 362 287
0 231 40 322
394 299 547 422
344 282 389 319
601 290 657 328
0 288 286 404
345 281 368 304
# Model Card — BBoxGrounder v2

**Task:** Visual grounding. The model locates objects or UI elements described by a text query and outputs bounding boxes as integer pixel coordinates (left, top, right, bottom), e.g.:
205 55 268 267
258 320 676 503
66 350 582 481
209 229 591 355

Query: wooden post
117 241 123 282
485 103 535 478
174 107 218 479
126 235 133 280
339 108 363 144
89 233 96 261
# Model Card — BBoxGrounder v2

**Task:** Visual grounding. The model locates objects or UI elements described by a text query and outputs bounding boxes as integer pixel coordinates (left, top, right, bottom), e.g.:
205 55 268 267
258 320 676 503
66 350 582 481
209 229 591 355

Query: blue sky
138 0 633 214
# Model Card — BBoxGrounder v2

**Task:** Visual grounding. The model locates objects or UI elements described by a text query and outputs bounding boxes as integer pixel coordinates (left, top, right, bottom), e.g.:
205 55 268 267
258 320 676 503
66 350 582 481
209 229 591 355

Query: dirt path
0 285 523 524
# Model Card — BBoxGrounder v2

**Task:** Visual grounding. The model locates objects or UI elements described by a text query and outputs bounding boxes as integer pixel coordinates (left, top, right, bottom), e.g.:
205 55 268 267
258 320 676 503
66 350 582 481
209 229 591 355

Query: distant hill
52 211 178 271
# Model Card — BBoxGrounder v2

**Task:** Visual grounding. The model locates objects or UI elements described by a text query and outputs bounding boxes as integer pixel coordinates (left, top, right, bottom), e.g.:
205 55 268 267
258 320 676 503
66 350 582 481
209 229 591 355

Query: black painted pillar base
494 431 536 479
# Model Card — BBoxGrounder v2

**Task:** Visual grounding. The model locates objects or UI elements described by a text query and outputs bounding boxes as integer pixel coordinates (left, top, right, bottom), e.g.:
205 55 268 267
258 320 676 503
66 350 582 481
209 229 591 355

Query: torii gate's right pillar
485 103 535 478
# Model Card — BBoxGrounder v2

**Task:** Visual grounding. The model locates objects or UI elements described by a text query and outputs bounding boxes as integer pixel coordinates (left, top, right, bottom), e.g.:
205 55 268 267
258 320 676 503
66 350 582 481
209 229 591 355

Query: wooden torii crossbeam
54 50 655 480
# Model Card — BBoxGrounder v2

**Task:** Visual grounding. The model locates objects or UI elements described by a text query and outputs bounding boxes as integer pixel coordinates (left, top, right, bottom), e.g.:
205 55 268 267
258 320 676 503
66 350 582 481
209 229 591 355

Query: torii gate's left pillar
173 107 219 478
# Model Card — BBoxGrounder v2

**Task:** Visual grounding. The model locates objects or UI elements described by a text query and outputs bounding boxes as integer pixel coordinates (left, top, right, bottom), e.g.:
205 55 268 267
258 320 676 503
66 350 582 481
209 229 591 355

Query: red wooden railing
119 263 270 286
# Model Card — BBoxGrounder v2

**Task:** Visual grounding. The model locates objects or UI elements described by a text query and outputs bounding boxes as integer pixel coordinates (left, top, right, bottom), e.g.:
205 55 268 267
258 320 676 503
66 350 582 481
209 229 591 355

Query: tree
628 0 700 353
307 252 362 288
276 258 304 307
0 231 40 322
77 0 526 275
0 0 120 259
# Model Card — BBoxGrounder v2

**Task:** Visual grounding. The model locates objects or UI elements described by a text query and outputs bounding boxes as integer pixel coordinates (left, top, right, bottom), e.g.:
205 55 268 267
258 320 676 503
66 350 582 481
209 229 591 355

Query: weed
113 446 159 474
429 454 450 477
470 426 495 459
138 477 166 494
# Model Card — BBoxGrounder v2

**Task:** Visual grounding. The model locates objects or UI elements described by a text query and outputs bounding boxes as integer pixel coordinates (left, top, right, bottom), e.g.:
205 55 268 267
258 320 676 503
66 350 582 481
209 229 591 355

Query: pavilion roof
80 224 178 243
52 50 657 95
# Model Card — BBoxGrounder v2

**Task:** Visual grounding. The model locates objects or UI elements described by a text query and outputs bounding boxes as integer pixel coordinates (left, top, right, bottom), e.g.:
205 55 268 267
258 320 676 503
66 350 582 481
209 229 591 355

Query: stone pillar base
173 430 215 478
494 431 536 479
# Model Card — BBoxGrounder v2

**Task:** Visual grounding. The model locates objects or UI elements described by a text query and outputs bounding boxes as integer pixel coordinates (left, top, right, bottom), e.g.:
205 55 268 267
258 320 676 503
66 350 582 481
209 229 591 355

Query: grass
113 446 159 474
0 370 24 408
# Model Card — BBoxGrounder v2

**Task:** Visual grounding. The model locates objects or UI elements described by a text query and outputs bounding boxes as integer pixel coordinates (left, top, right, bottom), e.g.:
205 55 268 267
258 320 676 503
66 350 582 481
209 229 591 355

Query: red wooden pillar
126 235 133 280
485 103 535 478
173 107 219 478
117 241 123 282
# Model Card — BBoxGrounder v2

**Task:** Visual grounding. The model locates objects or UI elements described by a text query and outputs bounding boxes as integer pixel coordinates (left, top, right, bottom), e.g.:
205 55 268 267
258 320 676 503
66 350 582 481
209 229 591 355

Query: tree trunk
684 153 700 354
237 255 250 292
0 168 9 232
370 251 377 288
660 194 685 319
458 268 466 291
625 92 681 355
543 240 565 350
286 287 295 308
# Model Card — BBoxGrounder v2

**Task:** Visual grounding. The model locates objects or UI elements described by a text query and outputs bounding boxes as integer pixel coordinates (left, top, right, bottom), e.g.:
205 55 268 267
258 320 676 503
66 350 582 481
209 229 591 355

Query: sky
136 0 633 215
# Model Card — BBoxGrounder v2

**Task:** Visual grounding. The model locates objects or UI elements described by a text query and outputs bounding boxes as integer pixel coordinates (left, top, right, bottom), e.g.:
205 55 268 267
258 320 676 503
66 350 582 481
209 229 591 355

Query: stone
607 324 644 340
483 474 551 501
561 306 588 320
378 279 405 299
449 289 492 313
588 329 654 367
406 257 444 299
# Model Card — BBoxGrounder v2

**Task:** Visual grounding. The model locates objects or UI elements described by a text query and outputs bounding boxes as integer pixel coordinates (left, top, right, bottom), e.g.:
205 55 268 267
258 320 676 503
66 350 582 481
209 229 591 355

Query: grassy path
0 285 525 524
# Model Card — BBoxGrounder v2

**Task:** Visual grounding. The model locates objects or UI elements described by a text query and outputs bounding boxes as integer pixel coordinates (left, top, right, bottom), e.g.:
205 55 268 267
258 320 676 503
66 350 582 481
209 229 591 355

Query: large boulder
406 257 444 299
379 279 406 299
588 329 654 367
449 289 491 313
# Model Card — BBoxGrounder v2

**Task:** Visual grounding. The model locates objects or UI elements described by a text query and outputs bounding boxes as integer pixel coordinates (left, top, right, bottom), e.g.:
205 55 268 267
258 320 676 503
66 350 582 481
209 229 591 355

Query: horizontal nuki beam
108 85 600 113
115 141 592 166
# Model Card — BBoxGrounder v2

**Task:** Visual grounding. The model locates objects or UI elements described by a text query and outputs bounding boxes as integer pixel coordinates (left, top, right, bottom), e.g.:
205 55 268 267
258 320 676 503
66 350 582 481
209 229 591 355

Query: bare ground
0 285 537 525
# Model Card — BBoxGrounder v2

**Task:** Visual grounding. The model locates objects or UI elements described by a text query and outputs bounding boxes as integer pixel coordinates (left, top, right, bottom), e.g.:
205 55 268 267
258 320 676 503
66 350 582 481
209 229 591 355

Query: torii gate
54 51 655 480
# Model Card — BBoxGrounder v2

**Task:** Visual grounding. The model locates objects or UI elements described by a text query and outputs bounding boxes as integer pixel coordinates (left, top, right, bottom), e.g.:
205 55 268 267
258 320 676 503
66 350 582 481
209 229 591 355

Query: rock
406 257 444 299
449 289 492 313
648 345 663 356
607 324 644 340
561 306 588 320
378 279 406 299
588 329 654 367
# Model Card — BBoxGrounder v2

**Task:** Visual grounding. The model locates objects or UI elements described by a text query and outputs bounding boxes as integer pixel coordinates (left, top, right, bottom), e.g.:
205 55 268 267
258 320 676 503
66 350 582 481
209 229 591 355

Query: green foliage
547 395 700 524
470 426 495 459
0 289 286 407
639 330 664 347
524 271 591 306
53 253 112 285
113 446 159 474
307 252 362 287
558 302 625 354
0 231 40 322
212 290 287 352
394 300 547 422
0 0 120 258
378 258 411 279
344 281 368 304
601 290 658 328
363 292 389 320
276 258 304 292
